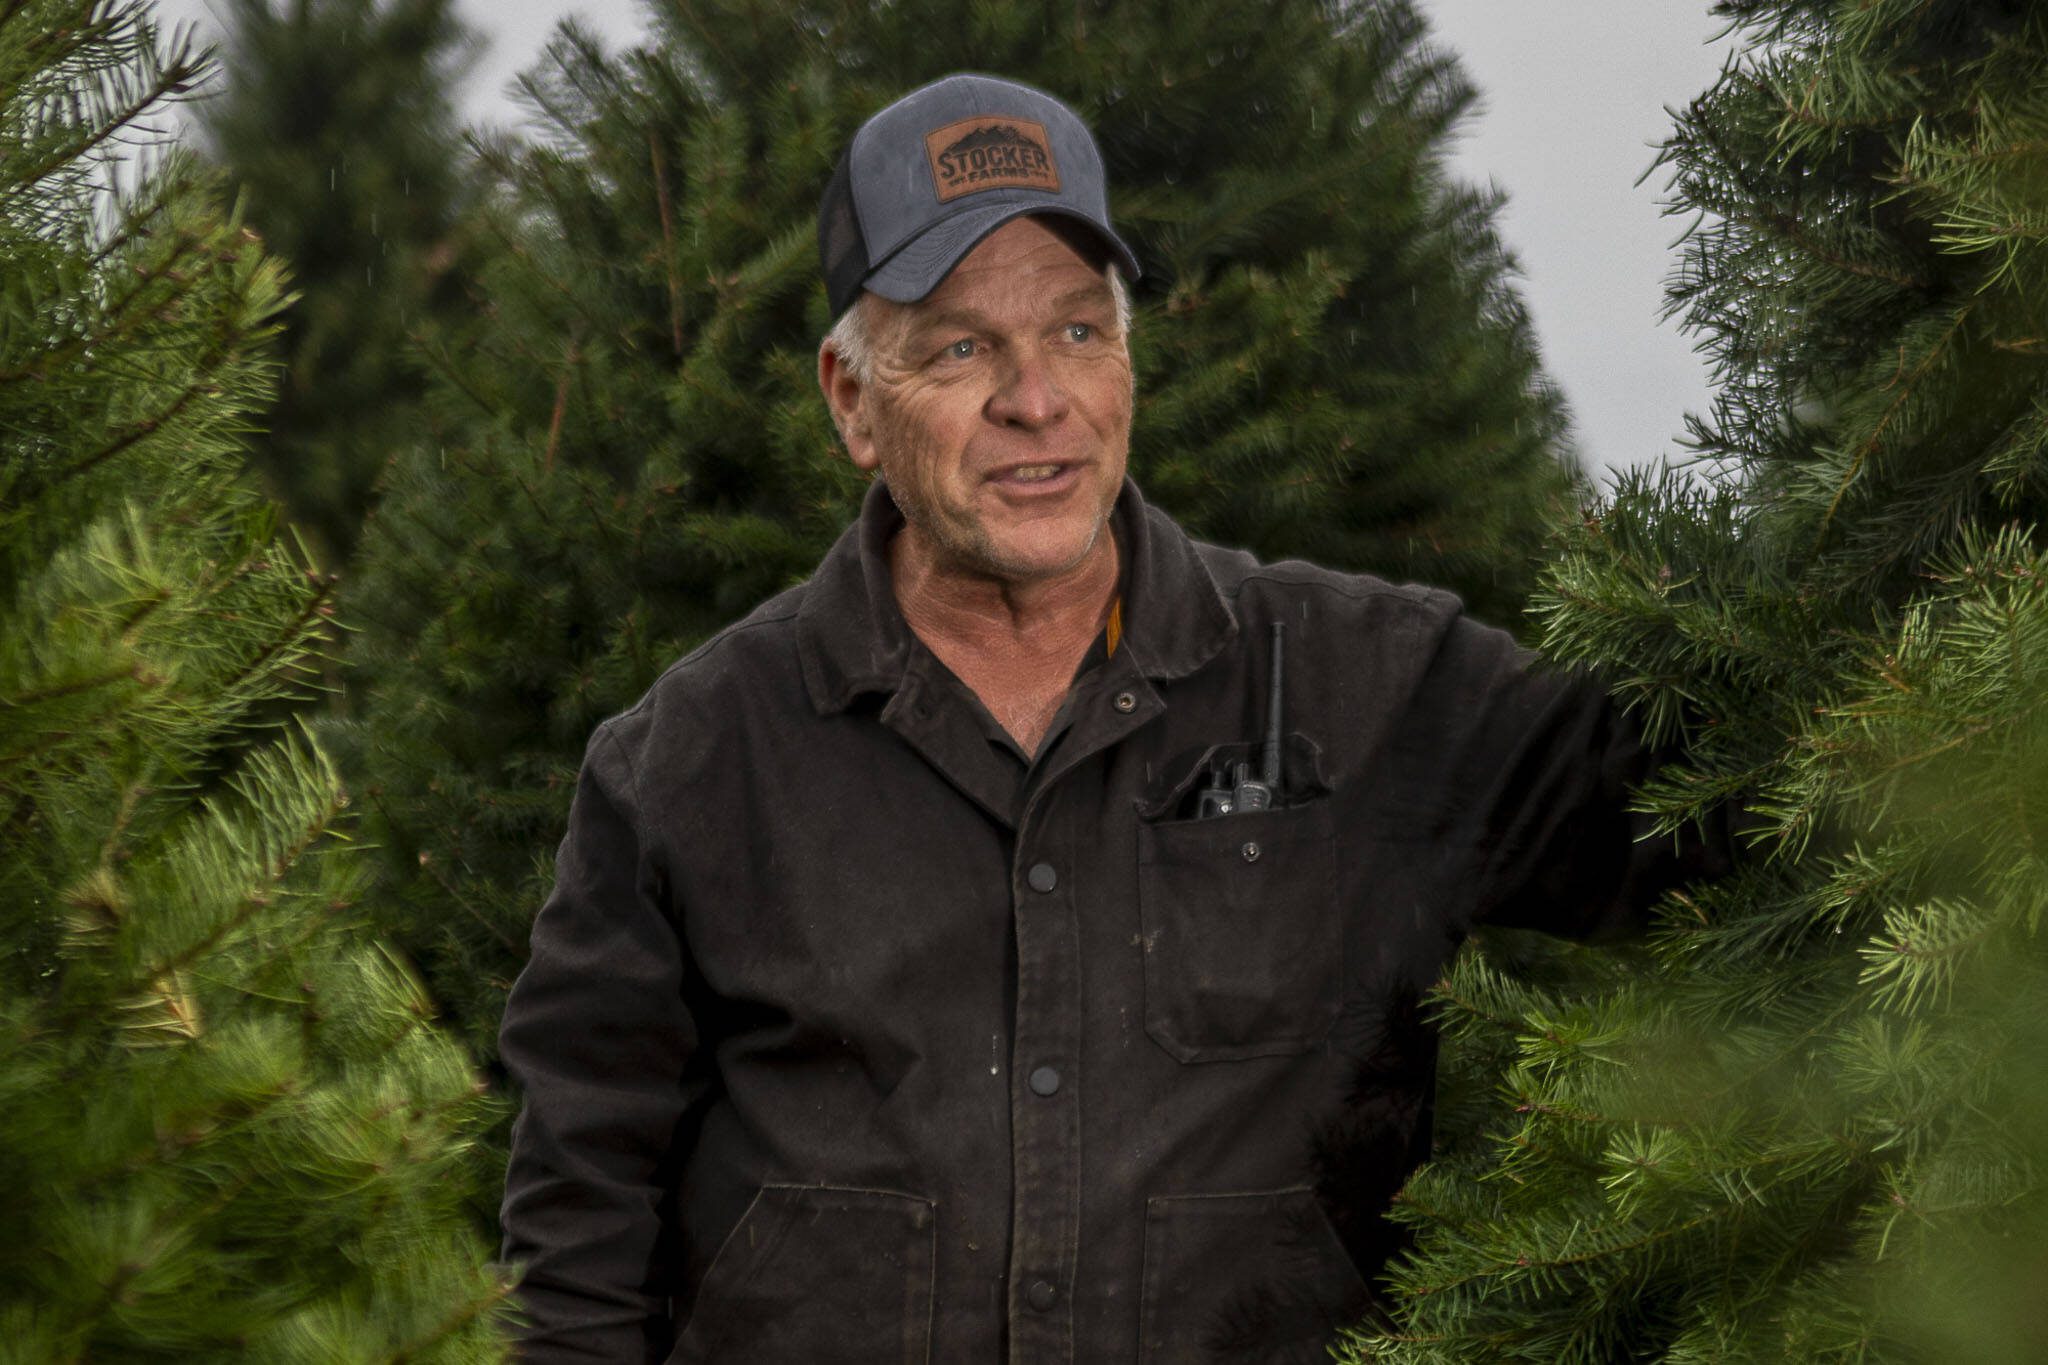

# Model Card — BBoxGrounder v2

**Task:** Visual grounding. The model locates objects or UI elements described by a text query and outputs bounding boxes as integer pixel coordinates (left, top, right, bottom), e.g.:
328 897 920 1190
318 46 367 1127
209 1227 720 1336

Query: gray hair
825 264 1133 386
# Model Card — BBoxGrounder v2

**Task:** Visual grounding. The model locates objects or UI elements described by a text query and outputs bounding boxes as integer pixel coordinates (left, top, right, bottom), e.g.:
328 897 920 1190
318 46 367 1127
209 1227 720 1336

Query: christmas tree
0 1 508 1353
1345 1 2048 1358
334 0 1582 1090
194 0 484 565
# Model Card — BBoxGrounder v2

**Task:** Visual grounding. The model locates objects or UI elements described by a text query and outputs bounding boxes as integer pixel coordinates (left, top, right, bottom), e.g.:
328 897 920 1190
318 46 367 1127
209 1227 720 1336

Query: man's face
823 216 1133 586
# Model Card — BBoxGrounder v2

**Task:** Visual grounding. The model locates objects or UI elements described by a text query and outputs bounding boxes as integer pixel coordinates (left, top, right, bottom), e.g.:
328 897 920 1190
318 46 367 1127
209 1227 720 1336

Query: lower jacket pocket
668 1184 935 1364
1139 1187 1371 1364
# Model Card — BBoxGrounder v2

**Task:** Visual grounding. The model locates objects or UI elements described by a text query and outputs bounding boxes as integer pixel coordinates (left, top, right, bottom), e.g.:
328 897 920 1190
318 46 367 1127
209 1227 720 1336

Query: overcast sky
156 0 1737 486
1425 1 1735 486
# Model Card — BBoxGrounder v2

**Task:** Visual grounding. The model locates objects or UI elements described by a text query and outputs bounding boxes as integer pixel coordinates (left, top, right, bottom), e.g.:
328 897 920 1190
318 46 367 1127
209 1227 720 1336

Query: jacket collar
796 477 1237 715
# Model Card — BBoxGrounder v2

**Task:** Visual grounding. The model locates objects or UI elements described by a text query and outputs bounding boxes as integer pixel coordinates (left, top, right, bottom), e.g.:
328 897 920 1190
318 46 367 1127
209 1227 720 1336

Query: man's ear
818 341 880 474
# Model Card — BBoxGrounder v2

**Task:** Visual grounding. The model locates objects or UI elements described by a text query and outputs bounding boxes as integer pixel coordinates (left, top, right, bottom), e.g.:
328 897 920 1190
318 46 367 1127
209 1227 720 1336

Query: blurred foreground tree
195 0 483 565
334 0 1581 1099
1346 1 2048 1358
0 1 509 1352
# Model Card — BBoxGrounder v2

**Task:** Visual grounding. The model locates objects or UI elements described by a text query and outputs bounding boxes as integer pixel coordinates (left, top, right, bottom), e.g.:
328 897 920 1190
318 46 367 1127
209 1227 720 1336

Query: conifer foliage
196 0 483 565
0 2 507 1354
337 0 1578 1070
1346 2 2048 1358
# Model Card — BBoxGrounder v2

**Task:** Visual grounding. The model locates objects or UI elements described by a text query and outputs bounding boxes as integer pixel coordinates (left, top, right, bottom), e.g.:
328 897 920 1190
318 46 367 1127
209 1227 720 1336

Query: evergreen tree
195 0 482 565
1344 1 2048 1358
0 2 509 1353
335 0 1580 1090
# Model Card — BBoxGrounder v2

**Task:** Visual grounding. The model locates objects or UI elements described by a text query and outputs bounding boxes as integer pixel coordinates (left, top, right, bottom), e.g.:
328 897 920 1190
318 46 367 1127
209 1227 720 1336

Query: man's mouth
985 461 1084 496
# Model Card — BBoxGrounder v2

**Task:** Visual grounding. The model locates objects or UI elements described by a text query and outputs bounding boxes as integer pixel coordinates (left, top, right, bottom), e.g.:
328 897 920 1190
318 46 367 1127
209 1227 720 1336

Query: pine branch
381 1273 517 1365
207 568 335 704
5 45 205 197
1813 302 1976 552
1414 1210 1722 1300
0 227 210 387
142 750 348 988
40 361 218 489
648 129 683 359
541 331 582 474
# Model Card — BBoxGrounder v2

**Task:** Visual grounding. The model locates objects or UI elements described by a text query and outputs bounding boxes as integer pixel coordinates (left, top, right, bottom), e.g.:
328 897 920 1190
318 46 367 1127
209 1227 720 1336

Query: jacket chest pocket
1136 798 1341 1063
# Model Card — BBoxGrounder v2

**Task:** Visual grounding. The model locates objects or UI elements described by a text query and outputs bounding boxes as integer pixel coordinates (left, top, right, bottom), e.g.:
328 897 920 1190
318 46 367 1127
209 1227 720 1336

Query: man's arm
1426 614 1735 941
498 721 705 1362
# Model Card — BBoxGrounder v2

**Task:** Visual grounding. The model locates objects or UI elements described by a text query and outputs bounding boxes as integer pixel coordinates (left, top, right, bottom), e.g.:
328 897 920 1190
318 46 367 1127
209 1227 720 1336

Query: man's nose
985 345 1070 429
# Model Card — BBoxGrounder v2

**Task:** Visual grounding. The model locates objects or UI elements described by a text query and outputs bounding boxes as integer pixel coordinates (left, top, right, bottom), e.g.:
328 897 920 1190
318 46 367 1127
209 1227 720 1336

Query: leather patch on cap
923 117 1061 202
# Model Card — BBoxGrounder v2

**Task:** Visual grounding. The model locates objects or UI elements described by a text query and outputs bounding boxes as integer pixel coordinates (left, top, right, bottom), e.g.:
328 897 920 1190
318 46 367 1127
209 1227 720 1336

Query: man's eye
942 338 977 360
1064 322 1095 343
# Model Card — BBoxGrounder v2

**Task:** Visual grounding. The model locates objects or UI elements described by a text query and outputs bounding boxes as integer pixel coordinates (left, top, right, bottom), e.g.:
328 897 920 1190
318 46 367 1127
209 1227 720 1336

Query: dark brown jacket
498 479 1719 1363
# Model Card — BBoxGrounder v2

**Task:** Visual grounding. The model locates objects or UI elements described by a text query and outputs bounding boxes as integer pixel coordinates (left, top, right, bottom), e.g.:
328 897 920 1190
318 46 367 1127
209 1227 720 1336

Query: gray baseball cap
818 73 1141 320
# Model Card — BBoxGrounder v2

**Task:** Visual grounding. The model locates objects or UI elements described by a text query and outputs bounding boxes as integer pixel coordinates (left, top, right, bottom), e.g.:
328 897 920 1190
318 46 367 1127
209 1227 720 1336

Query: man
498 73 1724 1363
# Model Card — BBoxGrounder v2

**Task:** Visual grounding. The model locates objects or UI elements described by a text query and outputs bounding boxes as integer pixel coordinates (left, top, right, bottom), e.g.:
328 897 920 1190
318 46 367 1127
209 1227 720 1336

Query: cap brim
863 201 1142 305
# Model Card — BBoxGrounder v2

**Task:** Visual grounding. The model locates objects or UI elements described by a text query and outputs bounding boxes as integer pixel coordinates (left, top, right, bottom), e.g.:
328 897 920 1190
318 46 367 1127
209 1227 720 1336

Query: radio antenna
1260 622 1284 789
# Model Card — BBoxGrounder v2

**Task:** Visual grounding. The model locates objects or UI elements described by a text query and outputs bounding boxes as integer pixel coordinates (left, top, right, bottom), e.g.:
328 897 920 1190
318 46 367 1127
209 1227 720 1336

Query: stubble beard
873 414 1118 589
885 474 1113 586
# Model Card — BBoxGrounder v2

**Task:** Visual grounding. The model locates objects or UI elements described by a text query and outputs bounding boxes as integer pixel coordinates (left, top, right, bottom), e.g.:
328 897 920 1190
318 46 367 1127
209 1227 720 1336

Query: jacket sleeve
1423 614 1734 942
498 720 704 1363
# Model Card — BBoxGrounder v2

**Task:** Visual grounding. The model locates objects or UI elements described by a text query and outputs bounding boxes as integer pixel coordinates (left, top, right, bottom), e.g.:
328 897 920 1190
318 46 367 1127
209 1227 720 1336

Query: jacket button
1112 691 1137 713
1028 1279 1057 1311
1029 1065 1061 1096
1027 862 1058 893
1242 841 1261 862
